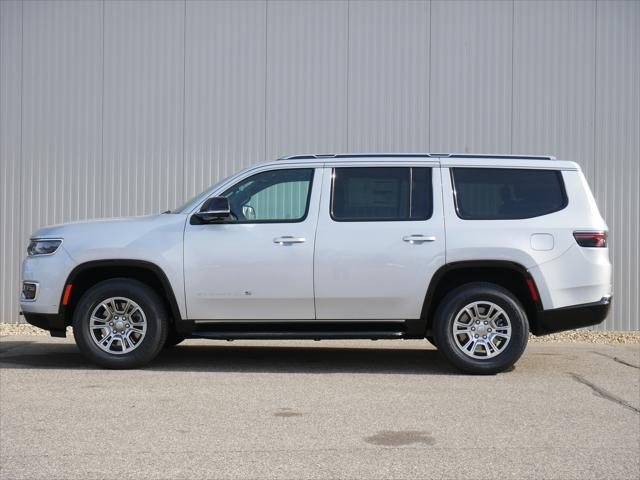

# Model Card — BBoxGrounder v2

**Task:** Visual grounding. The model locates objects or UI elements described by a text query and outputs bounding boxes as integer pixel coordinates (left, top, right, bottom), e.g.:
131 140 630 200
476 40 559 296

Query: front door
184 167 322 320
314 163 446 319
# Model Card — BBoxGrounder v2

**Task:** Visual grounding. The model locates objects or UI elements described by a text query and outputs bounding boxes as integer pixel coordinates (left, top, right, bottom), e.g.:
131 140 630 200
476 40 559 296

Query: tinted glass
221 168 313 222
331 167 432 221
451 168 567 220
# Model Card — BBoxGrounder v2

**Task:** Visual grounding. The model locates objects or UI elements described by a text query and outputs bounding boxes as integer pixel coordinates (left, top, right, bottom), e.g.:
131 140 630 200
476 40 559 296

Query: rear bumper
22 312 67 337
533 296 611 335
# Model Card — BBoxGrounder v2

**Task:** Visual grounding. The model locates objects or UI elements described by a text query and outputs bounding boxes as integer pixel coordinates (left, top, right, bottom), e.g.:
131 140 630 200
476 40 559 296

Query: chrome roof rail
278 153 556 161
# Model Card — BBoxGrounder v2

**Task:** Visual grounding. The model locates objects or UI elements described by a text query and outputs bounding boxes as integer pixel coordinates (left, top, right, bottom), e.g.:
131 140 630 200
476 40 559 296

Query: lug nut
483 335 487 339
488 328 492 332
471 327 476 331
476 321 480 324
475 334 479 338
109 322 113 326
484 321 488 325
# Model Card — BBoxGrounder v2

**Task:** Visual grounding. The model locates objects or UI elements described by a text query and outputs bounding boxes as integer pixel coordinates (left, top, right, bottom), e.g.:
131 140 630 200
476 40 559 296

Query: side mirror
195 197 230 223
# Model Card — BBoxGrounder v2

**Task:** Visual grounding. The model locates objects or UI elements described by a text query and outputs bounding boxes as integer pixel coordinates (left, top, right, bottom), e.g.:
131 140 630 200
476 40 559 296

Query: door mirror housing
195 197 230 223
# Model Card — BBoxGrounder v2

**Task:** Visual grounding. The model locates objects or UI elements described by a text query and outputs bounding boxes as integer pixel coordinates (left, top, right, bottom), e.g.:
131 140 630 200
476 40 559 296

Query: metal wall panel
430 0 513 153
348 0 430 152
0 1 23 324
594 0 640 331
513 0 597 181
1 0 639 330
265 0 348 159
20 0 103 233
102 0 184 217
184 0 266 199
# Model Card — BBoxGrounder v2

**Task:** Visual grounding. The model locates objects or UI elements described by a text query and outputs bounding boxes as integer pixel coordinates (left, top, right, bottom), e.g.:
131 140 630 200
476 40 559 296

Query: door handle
273 236 306 245
402 234 436 243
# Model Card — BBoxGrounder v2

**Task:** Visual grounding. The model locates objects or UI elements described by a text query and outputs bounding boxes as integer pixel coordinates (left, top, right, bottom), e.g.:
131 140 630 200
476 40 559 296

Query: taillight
573 231 607 248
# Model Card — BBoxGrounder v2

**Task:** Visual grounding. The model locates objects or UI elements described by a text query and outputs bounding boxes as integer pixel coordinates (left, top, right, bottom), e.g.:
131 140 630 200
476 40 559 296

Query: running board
191 331 404 340
188 321 409 340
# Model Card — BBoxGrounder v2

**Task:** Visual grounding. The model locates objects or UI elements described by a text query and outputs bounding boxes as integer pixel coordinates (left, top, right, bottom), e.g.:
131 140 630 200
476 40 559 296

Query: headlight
27 239 62 256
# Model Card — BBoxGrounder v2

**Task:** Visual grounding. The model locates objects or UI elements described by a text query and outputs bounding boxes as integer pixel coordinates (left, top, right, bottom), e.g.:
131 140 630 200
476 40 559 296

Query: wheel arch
421 260 543 335
59 260 183 327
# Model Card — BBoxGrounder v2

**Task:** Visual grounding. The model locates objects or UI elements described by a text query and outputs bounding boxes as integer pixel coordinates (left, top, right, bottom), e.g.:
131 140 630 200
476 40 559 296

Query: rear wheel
72 278 168 369
433 282 528 374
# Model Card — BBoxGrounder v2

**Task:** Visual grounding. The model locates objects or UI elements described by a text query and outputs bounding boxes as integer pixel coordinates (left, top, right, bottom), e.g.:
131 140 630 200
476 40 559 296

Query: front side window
221 168 314 223
451 168 567 220
331 167 433 221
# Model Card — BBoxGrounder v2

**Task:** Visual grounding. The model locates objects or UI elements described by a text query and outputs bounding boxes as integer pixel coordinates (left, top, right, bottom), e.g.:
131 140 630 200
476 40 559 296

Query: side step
191 331 404 340
189 321 407 341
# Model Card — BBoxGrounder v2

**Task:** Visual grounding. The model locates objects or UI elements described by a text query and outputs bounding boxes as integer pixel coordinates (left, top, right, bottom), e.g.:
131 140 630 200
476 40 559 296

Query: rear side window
451 168 567 220
331 167 433 221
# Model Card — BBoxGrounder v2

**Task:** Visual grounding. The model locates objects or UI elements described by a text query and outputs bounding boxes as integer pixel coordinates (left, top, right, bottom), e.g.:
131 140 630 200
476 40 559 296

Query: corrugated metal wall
1 0 638 330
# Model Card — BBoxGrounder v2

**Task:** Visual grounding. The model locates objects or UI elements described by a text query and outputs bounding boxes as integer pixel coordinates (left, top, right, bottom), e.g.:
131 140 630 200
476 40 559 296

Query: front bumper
534 296 611 335
22 312 67 337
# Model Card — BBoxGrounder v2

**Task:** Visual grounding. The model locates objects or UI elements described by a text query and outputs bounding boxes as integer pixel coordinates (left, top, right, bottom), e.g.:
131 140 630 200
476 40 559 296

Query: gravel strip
528 330 640 344
0 323 72 337
1 322 639 343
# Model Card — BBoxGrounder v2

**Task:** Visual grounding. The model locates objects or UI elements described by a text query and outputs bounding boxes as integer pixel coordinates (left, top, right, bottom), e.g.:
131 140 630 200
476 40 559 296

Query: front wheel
72 279 168 369
433 282 529 374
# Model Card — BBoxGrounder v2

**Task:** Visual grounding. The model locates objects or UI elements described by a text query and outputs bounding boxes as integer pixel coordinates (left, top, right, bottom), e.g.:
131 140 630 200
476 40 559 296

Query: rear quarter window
451 168 567 220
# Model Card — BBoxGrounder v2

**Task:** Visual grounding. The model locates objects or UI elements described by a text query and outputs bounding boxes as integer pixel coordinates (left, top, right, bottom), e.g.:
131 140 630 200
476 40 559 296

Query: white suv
20 153 612 373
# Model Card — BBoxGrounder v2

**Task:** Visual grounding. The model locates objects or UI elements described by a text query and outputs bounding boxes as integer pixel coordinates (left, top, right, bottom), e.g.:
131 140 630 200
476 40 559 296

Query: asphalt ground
1 336 639 479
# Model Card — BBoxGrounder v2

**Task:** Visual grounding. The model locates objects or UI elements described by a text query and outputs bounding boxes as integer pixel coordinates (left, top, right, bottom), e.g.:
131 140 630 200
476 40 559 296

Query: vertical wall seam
100 0 105 218
182 0 187 200
345 0 350 150
18 0 24 323
593 0 602 325
593 0 598 211
263 0 268 161
428 0 432 150
510 0 515 153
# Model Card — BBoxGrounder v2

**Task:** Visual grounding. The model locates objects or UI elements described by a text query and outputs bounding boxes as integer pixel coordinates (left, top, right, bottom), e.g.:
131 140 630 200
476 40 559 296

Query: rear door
314 161 446 319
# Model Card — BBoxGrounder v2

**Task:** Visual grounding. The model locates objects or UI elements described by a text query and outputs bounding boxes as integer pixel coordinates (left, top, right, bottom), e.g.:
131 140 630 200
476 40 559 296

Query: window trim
329 166 434 223
192 168 315 225
450 167 569 221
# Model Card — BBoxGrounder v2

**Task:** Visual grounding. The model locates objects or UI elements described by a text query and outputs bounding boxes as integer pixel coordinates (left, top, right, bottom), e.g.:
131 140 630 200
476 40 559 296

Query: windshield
168 164 274 214
170 178 228 214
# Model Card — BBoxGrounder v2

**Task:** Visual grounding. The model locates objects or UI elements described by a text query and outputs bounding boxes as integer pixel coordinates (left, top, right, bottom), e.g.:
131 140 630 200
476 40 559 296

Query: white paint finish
512 0 597 182
21 214 189 318
443 167 610 310
266 0 348 159
530 234 554 252
348 0 430 152
184 0 266 200
102 0 184 217
314 166 446 319
183 167 324 320
0 0 22 323
594 0 640 331
20 246 77 314
19 157 610 332
430 0 513 153
529 244 612 311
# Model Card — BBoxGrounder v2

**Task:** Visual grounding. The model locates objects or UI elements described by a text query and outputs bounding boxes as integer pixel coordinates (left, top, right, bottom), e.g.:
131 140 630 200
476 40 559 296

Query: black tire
433 282 529 374
72 278 168 369
163 330 186 348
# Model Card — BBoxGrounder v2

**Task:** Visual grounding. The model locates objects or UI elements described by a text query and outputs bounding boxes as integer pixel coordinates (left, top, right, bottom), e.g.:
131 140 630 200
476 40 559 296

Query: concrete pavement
1 336 639 479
